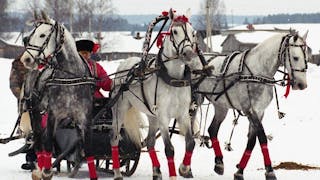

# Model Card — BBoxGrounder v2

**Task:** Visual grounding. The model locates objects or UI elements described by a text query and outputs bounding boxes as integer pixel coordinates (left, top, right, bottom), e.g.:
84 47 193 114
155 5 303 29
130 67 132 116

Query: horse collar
156 48 191 87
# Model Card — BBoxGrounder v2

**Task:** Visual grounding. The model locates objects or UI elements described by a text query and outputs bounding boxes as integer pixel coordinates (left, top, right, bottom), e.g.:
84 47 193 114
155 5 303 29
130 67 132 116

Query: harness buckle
170 79 189 86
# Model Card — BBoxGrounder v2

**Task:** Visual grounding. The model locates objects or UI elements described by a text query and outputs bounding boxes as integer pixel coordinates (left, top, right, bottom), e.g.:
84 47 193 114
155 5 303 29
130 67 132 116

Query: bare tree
26 0 43 13
74 0 114 34
43 0 72 23
196 0 227 52
197 0 227 31
74 0 92 33
0 0 9 34
92 0 114 32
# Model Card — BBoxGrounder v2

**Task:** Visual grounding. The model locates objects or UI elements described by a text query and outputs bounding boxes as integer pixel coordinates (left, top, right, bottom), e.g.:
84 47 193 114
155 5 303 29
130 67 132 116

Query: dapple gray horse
110 9 198 180
20 12 98 180
192 32 308 180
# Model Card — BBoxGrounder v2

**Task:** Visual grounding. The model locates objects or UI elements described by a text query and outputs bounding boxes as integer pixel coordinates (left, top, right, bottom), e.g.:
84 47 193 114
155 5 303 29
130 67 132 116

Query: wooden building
0 38 24 59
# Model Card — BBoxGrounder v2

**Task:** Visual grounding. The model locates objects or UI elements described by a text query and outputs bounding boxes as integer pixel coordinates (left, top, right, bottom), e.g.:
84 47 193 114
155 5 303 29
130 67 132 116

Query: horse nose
24 57 32 64
298 83 307 90
182 48 196 58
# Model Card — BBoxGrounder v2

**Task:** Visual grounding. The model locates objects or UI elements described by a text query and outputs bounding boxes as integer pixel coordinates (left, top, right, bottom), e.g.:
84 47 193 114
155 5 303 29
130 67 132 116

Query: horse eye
293 57 299 61
173 30 178 35
40 34 46 38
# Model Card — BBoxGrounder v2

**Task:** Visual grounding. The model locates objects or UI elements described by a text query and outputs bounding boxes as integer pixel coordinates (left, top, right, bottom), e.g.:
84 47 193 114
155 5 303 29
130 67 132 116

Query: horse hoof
178 164 193 178
153 175 162 180
152 167 162 180
234 172 244 180
114 168 123 180
31 168 42 180
42 168 53 180
169 176 177 180
214 163 224 175
265 171 277 180
68 162 81 178
214 157 224 175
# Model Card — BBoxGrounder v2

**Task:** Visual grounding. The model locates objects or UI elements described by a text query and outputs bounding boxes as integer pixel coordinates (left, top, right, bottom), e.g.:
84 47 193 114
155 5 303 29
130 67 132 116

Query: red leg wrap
183 151 193 166
41 113 48 129
111 146 120 169
86 156 97 179
211 137 223 157
167 156 176 177
43 151 52 170
36 151 44 170
148 147 160 167
239 150 252 169
261 144 272 166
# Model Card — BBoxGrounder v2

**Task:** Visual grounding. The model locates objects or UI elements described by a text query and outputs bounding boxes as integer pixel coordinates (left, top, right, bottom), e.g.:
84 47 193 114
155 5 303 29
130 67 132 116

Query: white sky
113 0 320 15
10 0 320 16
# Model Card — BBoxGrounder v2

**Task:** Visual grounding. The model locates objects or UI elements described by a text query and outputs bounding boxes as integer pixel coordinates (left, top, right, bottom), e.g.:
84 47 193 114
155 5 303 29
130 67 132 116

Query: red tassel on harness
92 43 100 53
162 11 169 16
284 76 290 98
174 15 189 23
157 32 171 48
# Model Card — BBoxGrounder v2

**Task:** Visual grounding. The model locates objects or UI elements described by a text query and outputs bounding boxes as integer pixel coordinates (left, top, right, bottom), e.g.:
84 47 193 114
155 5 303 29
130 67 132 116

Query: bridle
278 34 308 85
160 16 196 60
24 21 65 68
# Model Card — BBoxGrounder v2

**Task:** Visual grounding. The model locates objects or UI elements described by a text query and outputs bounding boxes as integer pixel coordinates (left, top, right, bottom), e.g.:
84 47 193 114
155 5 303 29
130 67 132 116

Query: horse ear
302 30 309 42
33 10 40 21
169 8 175 20
41 10 50 22
185 8 191 19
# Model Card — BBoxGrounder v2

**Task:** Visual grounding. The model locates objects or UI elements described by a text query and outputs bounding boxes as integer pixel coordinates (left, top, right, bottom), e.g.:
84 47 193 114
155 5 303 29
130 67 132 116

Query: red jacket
87 60 112 98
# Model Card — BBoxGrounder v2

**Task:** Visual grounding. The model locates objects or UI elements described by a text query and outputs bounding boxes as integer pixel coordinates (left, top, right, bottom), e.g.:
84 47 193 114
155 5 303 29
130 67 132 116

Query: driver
75 39 113 100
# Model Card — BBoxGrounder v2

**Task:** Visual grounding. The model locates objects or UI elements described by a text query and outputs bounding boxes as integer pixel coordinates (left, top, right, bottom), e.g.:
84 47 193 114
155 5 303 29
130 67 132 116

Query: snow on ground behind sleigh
1 57 320 179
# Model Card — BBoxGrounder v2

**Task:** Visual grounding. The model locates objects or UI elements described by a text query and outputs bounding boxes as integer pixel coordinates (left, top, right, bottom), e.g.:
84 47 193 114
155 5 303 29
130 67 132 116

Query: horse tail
123 107 143 148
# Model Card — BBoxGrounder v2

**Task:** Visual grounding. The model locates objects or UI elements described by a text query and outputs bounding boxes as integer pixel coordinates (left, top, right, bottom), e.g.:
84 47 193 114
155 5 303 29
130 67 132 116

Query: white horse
192 32 308 180
20 12 98 180
110 9 198 180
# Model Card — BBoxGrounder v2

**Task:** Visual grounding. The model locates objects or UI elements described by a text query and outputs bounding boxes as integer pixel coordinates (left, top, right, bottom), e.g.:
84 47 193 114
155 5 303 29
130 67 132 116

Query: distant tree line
0 0 149 36
249 13 320 24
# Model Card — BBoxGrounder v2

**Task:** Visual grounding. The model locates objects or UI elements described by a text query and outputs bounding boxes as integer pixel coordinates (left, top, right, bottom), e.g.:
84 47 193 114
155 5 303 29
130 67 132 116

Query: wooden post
206 0 213 52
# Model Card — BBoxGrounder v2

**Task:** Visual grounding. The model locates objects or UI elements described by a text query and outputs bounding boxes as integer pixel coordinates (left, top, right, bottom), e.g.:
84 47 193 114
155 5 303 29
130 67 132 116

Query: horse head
161 8 197 62
21 11 65 70
283 31 308 90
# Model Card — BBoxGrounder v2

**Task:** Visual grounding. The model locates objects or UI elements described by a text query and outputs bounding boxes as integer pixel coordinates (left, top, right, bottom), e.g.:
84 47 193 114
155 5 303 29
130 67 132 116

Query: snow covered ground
1 57 320 179
1 23 320 179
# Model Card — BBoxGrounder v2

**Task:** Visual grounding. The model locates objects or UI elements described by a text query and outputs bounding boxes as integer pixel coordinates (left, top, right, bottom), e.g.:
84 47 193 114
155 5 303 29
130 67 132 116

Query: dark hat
76 39 94 52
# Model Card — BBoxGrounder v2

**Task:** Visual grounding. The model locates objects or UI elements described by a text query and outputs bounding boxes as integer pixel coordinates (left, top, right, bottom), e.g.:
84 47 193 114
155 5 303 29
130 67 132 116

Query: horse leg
31 111 45 180
207 105 228 175
83 113 98 180
146 115 162 180
256 123 277 180
41 113 54 180
234 124 257 180
159 117 176 180
177 114 195 178
111 101 130 180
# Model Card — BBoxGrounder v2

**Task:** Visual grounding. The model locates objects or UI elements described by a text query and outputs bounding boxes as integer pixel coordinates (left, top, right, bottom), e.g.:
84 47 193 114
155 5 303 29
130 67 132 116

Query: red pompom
162 11 169 16
174 15 189 23
92 43 100 53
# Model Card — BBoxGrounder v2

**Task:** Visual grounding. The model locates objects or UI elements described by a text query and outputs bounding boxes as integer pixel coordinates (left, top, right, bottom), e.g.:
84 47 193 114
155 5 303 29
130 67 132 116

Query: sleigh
2 97 142 178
